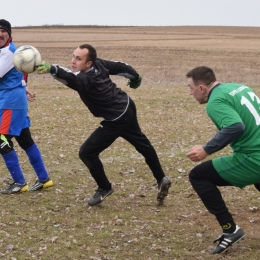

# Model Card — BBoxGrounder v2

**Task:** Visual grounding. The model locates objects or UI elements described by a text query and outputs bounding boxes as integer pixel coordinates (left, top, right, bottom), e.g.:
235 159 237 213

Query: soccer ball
13 45 42 73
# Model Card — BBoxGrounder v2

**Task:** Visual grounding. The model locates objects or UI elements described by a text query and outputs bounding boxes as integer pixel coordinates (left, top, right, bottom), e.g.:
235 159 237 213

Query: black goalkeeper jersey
51 58 139 121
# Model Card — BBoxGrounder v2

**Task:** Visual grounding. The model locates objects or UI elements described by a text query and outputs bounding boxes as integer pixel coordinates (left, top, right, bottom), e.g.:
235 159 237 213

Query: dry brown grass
0 26 260 259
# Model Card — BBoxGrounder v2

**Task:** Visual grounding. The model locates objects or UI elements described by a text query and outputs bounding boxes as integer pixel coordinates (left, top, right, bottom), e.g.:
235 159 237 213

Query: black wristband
50 65 57 75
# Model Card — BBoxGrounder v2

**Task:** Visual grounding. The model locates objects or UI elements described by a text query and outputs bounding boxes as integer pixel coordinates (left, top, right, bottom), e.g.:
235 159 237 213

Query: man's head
186 66 217 104
71 44 97 72
0 19 11 36
0 19 11 48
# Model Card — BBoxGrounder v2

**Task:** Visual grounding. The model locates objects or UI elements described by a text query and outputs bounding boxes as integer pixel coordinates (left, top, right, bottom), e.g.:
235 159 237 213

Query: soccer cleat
157 176 172 201
211 225 245 254
0 182 28 194
88 187 114 206
29 178 53 191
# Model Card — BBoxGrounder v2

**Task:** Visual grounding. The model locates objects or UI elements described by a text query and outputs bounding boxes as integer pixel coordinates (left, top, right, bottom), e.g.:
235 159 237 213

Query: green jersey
207 83 260 187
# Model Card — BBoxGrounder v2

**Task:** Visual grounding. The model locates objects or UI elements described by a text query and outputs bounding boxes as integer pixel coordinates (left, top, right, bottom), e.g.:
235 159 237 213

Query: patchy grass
1 26 260 259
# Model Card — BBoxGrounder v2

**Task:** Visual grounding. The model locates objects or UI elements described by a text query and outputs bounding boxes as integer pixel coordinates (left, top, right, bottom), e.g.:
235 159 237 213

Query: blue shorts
0 109 31 136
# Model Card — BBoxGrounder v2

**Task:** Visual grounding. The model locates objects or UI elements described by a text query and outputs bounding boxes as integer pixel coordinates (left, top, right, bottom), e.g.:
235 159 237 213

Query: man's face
187 77 208 104
71 47 92 73
0 29 9 47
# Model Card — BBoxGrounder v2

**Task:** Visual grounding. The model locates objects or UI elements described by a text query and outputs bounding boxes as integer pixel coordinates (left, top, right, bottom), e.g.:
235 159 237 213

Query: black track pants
79 98 165 189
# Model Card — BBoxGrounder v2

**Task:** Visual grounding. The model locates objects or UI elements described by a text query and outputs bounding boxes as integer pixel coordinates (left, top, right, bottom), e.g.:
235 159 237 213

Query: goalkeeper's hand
127 75 142 89
37 61 51 74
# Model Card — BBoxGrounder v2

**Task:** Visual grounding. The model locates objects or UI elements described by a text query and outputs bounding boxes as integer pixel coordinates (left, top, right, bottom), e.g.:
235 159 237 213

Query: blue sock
2 150 25 184
26 144 49 181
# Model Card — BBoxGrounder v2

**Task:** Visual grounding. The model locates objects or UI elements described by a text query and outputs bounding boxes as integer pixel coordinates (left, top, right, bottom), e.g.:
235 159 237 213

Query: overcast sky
3 0 260 27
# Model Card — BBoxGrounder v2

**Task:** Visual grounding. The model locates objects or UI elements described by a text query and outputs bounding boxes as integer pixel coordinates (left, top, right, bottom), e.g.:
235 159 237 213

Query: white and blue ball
13 45 42 73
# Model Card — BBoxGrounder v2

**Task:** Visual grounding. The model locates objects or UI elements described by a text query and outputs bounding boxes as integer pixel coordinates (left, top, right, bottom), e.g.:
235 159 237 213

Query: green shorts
212 152 260 188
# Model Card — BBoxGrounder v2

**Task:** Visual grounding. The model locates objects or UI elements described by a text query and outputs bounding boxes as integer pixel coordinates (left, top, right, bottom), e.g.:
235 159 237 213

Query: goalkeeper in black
37 44 171 206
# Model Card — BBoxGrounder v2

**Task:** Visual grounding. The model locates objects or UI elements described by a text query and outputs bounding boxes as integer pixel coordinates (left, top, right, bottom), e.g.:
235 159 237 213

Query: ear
199 85 206 93
86 60 93 67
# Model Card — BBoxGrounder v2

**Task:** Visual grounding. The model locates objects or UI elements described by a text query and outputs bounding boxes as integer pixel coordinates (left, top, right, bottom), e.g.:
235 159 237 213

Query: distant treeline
13 25 136 29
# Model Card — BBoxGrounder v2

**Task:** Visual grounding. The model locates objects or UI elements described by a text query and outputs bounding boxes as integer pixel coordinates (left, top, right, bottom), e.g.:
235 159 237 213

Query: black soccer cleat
88 186 114 206
211 225 245 254
157 176 172 201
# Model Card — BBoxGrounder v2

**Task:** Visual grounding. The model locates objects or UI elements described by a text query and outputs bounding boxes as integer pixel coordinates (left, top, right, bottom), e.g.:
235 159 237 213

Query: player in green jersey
186 66 260 254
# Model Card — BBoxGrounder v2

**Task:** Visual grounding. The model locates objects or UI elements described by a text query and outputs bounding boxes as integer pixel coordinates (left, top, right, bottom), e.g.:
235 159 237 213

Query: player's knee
79 146 87 160
15 128 34 150
0 138 13 155
79 147 93 167
189 167 200 184
138 144 155 157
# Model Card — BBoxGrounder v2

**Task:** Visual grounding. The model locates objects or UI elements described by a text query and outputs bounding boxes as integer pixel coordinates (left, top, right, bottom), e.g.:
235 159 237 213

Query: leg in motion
79 125 117 206
121 98 171 202
15 128 53 191
0 134 28 194
189 161 245 254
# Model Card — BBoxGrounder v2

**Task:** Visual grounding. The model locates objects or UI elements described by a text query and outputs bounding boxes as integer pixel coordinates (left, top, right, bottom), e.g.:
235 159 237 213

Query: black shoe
211 225 245 254
157 176 171 201
88 187 114 206
0 182 28 194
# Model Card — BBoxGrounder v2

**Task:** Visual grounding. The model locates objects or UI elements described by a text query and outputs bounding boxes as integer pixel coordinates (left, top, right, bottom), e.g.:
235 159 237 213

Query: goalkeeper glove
37 61 51 74
127 75 142 89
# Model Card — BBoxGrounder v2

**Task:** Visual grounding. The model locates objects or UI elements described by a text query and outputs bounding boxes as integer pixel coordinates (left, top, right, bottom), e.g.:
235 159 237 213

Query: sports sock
2 150 25 184
26 143 49 181
222 222 236 233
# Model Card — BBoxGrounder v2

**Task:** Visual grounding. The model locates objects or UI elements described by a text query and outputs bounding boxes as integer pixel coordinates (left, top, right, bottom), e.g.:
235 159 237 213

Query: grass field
1 26 260 259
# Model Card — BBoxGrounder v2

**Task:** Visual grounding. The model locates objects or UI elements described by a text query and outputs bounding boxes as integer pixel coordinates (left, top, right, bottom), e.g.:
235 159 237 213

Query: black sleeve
203 122 245 155
98 58 139 80
50 65 89 92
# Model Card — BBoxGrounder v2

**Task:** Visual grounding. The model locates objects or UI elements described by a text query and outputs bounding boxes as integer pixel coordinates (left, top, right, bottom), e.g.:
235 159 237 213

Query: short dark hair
79 44 97 63
186 66 216 86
